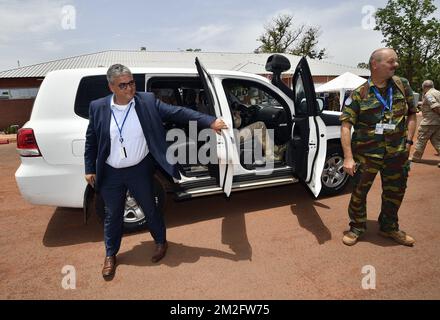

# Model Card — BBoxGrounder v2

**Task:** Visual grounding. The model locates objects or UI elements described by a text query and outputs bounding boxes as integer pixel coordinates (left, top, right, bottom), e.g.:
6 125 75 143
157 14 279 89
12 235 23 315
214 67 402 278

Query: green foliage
375 0 440 90
291 26 327 60
4 125 19 134
255 14 327 60
357 62 370 69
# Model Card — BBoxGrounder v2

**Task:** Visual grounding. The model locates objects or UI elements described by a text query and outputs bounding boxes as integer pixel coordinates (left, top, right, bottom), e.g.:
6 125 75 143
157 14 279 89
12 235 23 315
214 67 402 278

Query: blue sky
1 0 439 71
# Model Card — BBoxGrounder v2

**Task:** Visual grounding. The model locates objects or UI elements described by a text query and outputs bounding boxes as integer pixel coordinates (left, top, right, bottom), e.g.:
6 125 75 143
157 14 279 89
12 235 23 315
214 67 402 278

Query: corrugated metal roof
0 50 370 78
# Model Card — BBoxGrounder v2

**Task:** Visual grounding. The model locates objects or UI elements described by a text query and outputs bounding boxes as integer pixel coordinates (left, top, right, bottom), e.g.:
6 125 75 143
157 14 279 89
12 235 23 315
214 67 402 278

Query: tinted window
147 77 215 115
222 79 289 111
74 74 145 119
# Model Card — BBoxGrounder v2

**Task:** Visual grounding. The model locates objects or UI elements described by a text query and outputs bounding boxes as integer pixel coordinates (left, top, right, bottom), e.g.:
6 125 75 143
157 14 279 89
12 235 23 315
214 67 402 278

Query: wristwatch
405 139 414 145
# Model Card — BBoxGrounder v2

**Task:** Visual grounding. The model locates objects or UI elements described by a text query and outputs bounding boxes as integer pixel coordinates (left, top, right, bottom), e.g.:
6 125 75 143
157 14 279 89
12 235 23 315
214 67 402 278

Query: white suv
15 55 348 232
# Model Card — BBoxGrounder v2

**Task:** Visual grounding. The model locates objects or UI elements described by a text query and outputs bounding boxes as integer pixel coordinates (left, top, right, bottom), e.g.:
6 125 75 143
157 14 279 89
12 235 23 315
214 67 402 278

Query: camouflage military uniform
340 77 416 235
412 88 440 160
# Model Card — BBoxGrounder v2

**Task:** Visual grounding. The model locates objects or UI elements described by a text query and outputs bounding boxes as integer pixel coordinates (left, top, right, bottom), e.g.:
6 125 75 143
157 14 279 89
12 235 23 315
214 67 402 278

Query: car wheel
320 145 349 196
94 176 166 233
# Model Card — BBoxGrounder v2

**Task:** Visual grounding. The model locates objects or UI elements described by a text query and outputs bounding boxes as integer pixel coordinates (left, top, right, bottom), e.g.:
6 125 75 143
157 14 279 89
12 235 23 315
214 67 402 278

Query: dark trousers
100 154 166 256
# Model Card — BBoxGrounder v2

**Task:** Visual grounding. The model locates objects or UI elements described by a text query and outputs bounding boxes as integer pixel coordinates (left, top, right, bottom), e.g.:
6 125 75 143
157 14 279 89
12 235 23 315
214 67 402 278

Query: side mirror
316 98 324 112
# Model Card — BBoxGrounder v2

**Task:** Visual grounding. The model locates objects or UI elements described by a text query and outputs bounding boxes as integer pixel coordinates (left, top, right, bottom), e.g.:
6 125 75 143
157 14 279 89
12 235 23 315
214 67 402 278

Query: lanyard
369 79 393 120
111 101 133 143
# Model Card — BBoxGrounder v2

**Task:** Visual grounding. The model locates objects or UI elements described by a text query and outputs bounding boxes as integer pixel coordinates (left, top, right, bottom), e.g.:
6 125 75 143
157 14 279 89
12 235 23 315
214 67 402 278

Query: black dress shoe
151 241 168 263
102 256 116 280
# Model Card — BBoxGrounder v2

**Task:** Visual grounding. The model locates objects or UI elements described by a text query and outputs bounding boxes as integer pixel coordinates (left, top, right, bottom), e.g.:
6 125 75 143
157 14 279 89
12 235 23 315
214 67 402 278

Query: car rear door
287 57 327 197
195 57 234 196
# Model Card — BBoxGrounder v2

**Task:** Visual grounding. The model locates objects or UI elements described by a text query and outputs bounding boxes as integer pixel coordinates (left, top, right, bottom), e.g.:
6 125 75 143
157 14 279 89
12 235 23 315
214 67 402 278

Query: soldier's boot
342 231 362 246
379 230 415 246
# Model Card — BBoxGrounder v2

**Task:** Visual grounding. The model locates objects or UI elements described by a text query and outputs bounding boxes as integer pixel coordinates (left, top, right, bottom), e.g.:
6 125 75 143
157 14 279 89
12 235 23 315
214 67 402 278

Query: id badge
375 123 384 135
383 123 396 131
120 146 127 159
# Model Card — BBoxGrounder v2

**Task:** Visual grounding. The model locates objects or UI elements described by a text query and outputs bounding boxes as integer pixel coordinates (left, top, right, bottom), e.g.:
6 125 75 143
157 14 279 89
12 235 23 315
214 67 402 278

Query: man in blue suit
85 64 227 280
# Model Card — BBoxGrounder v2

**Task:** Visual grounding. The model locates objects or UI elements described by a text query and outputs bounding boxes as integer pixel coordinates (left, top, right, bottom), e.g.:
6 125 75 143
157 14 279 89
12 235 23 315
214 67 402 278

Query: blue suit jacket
84 92 216 191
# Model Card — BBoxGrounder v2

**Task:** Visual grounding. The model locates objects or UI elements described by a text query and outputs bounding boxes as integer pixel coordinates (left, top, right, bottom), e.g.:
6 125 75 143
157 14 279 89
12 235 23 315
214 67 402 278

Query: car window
74 74 145 119
147 77 215 116
223 79 283 107
222 79 288 111
222 79 292 145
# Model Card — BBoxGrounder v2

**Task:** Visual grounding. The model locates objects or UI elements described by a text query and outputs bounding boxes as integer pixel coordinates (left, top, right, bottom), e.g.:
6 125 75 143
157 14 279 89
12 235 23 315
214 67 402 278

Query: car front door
195 57 235 196
287 57 327 197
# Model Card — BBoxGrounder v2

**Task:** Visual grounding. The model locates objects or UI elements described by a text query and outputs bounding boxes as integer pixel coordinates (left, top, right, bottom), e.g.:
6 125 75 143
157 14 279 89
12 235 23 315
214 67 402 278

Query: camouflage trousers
238 121 274 159
412 125 440 160
348 152 410 235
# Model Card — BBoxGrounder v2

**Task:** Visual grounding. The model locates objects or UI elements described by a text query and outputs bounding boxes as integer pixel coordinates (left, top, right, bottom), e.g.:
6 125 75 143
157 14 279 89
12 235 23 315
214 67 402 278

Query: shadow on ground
42 184 342 259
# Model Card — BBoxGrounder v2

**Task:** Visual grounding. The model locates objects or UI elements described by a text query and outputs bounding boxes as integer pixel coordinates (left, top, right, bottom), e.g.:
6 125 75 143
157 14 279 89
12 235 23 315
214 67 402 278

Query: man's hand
85 174 96 187
210 118 228 134
343 157 357 177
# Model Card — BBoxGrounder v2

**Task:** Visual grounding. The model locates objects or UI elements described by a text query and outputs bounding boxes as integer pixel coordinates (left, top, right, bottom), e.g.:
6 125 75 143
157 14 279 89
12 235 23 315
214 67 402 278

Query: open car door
195 57 234 196
287 57 327 197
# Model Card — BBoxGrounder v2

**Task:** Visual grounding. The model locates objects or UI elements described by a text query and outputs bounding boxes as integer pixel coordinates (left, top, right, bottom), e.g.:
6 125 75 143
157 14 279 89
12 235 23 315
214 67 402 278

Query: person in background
410 80 440 167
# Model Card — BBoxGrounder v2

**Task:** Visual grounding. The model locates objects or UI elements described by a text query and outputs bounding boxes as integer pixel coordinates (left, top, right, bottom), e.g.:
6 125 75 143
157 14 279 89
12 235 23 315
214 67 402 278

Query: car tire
320 145 349 196
94 176 166 233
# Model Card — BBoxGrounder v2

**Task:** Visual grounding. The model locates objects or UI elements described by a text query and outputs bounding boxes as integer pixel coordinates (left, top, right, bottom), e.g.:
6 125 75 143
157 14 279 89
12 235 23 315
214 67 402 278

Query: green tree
255 14 327 60
375 0 440 90
291 26 327 59
357 62 369 69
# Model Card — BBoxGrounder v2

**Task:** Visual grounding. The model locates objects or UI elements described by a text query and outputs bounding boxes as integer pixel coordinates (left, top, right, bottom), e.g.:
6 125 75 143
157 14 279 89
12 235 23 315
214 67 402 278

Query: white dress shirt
105 96 149 168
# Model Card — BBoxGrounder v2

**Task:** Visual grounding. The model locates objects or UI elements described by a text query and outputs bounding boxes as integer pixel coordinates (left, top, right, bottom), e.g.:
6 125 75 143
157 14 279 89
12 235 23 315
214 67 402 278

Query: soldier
340 48 417 246
410 80 440 166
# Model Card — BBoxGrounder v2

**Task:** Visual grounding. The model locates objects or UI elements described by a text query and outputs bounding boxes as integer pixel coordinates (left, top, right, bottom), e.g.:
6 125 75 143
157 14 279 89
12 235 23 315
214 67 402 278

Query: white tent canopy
315 72 368 109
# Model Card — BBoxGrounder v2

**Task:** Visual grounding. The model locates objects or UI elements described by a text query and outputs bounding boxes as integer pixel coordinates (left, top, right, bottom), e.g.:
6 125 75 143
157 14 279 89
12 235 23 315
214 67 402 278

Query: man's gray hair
106 64 132 84
422 80 434 89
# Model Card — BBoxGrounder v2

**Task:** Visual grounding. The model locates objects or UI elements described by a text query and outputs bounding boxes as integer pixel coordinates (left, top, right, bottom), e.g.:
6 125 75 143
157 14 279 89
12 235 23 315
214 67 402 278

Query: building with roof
0 50 369 129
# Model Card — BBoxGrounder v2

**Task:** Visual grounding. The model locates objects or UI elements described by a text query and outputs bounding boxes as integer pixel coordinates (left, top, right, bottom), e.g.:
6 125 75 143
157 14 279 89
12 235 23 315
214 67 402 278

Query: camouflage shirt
340 77 416 159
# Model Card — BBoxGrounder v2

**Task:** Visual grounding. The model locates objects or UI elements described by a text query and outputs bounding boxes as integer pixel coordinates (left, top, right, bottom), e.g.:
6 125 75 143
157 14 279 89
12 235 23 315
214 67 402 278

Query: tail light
16 128 42 157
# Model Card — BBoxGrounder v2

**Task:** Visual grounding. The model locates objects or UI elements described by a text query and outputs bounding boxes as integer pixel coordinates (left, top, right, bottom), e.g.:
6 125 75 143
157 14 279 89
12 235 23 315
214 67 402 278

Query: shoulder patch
344 95 353 106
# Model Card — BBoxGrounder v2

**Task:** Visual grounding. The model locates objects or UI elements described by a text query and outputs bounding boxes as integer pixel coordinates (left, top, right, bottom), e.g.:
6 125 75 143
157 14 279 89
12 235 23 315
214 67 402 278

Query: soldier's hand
343 158 357 177
210 118 228 134
85 174 96 187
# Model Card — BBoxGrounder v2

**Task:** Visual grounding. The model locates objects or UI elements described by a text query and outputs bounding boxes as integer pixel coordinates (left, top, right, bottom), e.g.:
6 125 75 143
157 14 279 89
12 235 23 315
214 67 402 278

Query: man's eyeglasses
117 80 135 90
